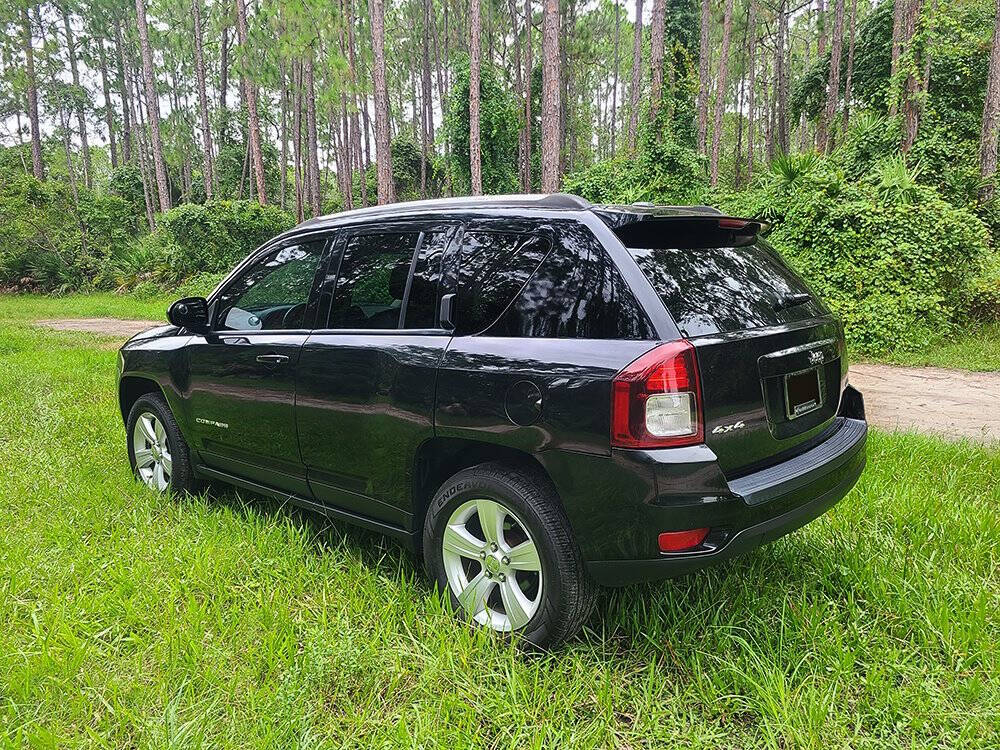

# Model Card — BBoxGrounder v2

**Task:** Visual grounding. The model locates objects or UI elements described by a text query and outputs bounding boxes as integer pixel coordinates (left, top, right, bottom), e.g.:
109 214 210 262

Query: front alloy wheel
441 498 543 631
132 411 172 491
126 392 197 495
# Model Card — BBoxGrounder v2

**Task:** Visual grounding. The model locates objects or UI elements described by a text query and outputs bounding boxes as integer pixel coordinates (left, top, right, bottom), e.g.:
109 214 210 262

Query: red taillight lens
658 528 710 552
611 340 704 449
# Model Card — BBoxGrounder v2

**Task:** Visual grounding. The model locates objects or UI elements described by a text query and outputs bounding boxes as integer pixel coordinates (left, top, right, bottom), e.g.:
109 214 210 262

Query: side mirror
167 297 210 333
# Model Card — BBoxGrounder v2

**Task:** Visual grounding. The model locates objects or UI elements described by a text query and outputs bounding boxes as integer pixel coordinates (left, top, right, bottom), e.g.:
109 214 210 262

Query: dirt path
32 318 1000 443
850 364 999 442
35 318 161 338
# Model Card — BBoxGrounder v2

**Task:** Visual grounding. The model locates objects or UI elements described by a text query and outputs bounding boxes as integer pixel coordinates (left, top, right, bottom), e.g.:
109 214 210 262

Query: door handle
256 353 290 365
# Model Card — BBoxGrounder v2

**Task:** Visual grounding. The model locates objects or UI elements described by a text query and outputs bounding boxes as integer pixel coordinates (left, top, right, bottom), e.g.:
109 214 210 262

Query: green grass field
1 295 999 747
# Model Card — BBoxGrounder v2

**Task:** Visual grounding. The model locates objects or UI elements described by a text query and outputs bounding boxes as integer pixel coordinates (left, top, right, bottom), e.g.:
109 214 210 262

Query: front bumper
584 414 867 586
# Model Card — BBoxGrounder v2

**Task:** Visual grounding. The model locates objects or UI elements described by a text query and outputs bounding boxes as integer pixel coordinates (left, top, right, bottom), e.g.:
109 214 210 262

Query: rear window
627 239 824 337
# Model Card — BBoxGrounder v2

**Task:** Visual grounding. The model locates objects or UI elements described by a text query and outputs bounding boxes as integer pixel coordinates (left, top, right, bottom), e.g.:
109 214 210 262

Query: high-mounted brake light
611 340 704 449
718 218 750 229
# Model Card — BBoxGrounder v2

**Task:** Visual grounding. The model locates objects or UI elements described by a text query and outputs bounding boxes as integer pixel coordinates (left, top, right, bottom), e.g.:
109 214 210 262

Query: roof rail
536 193 591 209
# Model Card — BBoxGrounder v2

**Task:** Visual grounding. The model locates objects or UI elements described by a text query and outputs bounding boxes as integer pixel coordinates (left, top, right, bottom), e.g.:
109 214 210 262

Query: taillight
611 340 704 449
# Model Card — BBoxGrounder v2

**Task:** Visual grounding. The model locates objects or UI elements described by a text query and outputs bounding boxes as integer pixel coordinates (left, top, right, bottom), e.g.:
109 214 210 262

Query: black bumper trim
586 425 866 586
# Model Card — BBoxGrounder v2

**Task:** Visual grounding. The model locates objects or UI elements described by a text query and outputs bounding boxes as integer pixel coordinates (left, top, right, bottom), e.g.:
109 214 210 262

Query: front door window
216 241 326 331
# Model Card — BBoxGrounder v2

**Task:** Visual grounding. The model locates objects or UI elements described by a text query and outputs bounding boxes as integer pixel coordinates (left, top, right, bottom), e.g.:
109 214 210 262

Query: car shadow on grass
188 481 841 654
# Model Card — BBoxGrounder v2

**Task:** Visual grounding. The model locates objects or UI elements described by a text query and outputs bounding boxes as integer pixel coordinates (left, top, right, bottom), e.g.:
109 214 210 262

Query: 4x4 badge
712 420 746 434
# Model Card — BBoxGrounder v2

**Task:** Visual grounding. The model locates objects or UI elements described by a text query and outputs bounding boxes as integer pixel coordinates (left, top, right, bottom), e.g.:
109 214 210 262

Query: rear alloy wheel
440 498 543 632
126 393 198 495
424 462 597 648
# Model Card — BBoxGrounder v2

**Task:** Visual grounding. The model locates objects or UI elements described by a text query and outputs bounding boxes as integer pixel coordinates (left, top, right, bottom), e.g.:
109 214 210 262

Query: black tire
126 392 199 495
423 462 597 649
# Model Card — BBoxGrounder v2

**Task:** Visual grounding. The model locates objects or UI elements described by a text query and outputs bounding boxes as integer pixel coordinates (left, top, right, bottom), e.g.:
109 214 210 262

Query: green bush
719 155 993 355
0 174 140 293
563 131 706 205
111 200 294 288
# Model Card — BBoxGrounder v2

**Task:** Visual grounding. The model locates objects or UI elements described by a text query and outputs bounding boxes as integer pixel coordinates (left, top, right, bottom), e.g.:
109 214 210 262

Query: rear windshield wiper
773 292 812 312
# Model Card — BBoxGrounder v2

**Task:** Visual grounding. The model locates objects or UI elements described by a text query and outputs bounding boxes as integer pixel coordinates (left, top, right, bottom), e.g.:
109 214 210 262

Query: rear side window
328 232 420 329
489 224 653 339
455 231 551 335
628 238 824 337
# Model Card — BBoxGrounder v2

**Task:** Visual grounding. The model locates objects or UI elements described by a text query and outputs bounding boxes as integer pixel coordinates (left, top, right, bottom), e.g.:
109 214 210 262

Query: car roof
288 193 729 236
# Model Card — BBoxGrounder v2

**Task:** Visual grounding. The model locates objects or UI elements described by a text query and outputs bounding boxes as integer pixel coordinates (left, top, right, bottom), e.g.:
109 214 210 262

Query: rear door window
327 232 420 329
455 230 551 335
628 239 824 337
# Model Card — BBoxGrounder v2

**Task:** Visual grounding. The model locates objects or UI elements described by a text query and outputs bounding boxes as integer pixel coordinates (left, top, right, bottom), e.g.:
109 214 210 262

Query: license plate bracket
784 367 823 419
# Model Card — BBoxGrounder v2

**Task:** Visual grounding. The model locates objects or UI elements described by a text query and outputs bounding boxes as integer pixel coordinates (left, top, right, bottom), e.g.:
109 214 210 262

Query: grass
866 323 1000 372
0 291 176 324
1 297 999 748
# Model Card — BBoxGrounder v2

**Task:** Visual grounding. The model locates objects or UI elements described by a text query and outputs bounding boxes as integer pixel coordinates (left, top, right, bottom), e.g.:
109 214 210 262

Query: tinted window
402 231 447 328
328 232 420 329
628 240 823 337
456 231 551 334
490 224 653 339
216 241 325 331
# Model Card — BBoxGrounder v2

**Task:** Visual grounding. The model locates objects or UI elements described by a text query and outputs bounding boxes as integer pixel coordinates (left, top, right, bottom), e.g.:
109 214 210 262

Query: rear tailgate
615 216 847 476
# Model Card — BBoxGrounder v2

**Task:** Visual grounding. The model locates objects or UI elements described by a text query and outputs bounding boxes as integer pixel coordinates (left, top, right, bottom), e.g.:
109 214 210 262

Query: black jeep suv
118 194 867 647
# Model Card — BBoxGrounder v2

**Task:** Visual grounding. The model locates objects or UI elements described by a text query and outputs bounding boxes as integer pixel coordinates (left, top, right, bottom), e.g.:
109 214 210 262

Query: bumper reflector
658 528 710 552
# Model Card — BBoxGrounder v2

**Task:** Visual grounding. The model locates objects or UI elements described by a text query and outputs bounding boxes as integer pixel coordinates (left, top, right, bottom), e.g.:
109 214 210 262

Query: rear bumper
585 415 867 586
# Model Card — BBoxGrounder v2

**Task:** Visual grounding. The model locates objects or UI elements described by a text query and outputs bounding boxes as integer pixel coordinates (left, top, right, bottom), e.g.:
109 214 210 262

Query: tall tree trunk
627 0 643 151
135 0 170 211
98 40 119 170
611 0 620 154
746 0 757 183
650 0 667 123
305 54 322 214
900 0 923 151
815 0 830 149
842 0 858 132
776 0 789 154
371 0 395 203
292 60 304 221
279 62 288 210
193 0 215 198
235 0 268 204
343 0 368 206
469 0 483 194
697 0 711 154
540 0 560 191
114 21 133 164
61 5 91 189
523 0 533 189
980 0 1000 199
710 0 735 185
822 0 846 153
22 7 44 180
509 0 526 190
220 26 230 145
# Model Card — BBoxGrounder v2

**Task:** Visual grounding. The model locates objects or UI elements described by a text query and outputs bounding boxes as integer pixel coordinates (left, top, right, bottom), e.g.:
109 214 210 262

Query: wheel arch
411 437 560 536
118 376 166 423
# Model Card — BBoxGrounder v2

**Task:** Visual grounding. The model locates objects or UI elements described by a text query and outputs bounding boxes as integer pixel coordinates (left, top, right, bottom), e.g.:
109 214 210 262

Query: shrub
110 200 294 289
563 132 706 205
0 174 140 293
719 157 992 355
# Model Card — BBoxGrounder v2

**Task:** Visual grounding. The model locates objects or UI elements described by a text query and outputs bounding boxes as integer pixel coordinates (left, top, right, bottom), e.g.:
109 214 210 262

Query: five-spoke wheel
132 411 172 491
441 498 543 631
424 462 597 648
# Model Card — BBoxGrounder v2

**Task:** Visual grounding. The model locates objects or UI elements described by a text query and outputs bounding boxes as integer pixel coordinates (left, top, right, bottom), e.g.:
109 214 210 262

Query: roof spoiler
594 211 770 248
